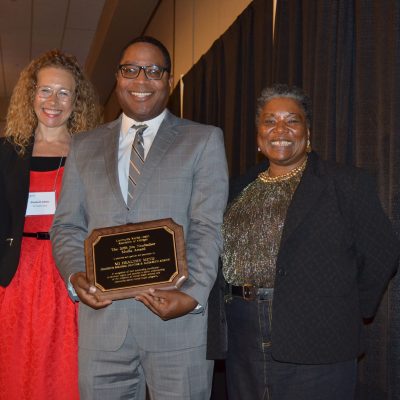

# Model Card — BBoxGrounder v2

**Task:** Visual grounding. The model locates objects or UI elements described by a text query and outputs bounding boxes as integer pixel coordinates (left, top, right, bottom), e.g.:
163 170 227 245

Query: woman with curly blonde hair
0 49 101 400
4 49 100 154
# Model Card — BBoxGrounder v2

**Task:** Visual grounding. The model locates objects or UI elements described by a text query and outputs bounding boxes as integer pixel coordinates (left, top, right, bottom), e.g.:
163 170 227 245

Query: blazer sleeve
0 139 31 286
180 126 229 306
346 170 399 318
50 138 88 283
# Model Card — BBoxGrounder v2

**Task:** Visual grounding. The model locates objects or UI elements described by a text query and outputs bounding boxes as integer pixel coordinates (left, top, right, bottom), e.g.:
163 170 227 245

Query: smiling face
257 97 309 175
116 42 172 121
33 67 76 129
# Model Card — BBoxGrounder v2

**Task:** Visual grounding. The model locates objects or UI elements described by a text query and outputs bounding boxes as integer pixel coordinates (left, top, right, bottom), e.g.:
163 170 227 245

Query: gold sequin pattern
222 172 303 287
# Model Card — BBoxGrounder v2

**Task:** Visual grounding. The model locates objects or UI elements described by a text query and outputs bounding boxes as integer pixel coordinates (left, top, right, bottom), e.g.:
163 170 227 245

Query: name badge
26 192 56 216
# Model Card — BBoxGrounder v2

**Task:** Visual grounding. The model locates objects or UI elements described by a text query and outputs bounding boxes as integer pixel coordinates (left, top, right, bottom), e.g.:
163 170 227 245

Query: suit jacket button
277 268 286 276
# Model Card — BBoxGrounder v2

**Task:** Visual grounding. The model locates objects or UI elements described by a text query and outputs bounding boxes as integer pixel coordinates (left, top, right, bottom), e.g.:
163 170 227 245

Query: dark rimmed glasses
118 64 169 80
35 86 75 103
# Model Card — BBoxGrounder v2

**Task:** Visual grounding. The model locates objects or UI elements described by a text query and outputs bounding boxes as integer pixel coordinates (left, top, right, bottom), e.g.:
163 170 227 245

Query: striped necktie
128 124 148 202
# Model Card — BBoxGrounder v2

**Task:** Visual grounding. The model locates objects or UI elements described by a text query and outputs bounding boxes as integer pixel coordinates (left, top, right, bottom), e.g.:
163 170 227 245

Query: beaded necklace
258 157 307 183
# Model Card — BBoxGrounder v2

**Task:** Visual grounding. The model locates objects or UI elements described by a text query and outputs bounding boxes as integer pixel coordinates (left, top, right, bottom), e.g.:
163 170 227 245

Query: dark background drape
273 3 400 399
169 0 400 398
169 0 274 177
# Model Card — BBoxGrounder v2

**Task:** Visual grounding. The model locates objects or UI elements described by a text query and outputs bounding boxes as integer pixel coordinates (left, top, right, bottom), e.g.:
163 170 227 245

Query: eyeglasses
35 86 75 102
118 64 169 80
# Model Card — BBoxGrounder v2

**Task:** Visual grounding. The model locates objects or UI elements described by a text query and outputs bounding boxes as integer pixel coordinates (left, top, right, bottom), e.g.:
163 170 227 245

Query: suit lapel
129 111 179 205
280 155 327 247
6 140 32 213
103 118 126 207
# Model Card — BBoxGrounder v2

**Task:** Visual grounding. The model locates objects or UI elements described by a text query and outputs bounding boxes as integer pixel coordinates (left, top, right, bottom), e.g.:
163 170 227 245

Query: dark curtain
169 0 400 398
354 4 400 398
169 0 274 177
273 1 400 399
273 1 355 165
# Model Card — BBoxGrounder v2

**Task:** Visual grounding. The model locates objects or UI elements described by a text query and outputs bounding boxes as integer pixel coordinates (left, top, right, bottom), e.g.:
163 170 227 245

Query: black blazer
0 138 32 286
207 152 399 364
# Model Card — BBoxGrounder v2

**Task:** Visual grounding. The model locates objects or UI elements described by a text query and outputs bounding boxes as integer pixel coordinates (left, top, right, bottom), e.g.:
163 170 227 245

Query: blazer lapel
280 154 327 247
9 143 32 216
129 111 179 205
103 118 126 207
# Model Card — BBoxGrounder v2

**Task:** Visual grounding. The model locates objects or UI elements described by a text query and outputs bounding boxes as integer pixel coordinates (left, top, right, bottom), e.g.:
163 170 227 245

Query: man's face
116 42 172 121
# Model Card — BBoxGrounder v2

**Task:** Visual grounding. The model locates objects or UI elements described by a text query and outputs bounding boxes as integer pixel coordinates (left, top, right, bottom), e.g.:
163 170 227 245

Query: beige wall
103 0 253 116
145 0 175 69
146 0 253 87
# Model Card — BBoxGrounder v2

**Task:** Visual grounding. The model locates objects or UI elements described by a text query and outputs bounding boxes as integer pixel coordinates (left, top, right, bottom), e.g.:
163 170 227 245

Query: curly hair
4 49 102 155
256 83 312 128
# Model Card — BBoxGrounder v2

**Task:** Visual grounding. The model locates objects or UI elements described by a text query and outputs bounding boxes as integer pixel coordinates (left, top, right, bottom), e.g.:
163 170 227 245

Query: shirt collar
120 109 167 137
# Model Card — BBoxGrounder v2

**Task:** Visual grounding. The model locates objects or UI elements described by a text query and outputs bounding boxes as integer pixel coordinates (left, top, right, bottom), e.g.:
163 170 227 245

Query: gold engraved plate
85 218 188 300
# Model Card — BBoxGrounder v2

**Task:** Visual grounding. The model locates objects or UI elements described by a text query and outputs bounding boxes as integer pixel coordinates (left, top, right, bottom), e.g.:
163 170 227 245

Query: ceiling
0 0 159 126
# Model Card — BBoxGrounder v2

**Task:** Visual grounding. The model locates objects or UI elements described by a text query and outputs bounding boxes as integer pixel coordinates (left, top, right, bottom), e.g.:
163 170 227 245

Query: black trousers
225 293 357 400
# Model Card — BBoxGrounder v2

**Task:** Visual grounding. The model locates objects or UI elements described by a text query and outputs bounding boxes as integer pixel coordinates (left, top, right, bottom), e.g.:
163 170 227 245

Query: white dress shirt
118 110 166 203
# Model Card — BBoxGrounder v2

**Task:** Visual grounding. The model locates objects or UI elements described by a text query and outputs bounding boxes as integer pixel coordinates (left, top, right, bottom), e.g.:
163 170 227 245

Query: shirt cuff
190 303 204 314
68 274 80 302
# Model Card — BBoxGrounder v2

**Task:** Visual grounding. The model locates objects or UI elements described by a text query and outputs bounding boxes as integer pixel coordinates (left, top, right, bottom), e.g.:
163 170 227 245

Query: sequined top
222 170 304 287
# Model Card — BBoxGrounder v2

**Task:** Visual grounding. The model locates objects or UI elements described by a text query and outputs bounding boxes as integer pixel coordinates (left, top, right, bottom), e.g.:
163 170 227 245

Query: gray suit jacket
51 110 228 352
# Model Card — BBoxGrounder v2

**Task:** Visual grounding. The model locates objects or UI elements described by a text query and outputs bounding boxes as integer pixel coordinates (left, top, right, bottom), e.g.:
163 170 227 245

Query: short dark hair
120 36 171 73
256 83 312 127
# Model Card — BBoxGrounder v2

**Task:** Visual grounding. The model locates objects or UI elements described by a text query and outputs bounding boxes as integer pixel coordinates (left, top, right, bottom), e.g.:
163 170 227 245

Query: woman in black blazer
0 50 100 399
218 84 399 400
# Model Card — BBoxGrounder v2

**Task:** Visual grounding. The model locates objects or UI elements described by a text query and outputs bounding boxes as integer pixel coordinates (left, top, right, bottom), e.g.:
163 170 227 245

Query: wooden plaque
84 218 188 300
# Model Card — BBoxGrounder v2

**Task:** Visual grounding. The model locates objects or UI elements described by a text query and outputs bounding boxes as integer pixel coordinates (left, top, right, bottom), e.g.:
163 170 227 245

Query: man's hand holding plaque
135 288 198 320
84 218 188 301
70 271 113 309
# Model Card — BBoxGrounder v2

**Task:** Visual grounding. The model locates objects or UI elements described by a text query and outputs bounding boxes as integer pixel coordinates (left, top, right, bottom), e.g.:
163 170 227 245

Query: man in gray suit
51 36 228 399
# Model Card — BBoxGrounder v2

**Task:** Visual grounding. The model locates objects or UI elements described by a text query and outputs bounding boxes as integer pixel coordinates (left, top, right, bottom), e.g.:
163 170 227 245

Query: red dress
0 159 79 400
